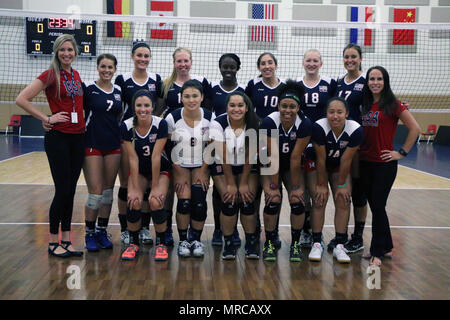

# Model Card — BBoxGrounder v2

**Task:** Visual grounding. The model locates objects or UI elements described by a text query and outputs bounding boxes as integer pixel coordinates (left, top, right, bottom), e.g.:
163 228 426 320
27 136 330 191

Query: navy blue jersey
114 72 162 122
336 74 365 123
120 116 168 176
83 81 122 150
162 75 211 116
209 81 245 116
165 107 214 167
311 118 363 169
260 112 312 169
245 77 284 119
297 76 337 123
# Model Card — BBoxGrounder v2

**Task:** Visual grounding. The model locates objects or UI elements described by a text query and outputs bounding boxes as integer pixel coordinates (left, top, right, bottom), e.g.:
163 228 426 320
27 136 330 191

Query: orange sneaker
121 244 139 260
154 244 168 261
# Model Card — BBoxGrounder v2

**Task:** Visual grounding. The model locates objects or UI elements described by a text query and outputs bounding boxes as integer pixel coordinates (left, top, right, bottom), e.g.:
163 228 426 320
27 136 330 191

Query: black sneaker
344 235 364 253
222 241 236 260
245 241 260 260
263 241 276 261
289 241 302 262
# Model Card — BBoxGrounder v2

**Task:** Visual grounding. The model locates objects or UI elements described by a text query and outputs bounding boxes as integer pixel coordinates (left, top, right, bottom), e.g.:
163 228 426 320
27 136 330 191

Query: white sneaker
139 227 154 245
300 230 312 248
333 244 351 263
191 240 205 258
177 240 192 257
121 230 130 245
309 242 324 262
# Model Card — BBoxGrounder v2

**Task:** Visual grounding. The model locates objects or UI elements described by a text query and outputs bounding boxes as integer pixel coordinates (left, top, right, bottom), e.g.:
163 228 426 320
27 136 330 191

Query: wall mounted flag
393 8 416 45
106 0 131 38
150 0 174 40
251 3 274 43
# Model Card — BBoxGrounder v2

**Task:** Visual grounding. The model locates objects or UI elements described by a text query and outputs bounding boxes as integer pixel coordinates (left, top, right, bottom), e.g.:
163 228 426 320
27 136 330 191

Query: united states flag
251 4 274 42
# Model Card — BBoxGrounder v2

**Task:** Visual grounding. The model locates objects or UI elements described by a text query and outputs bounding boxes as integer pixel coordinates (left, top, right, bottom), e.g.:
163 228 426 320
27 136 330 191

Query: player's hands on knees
315 184 329 207
149 190 165 208
238 183 254 205
127 188 142 209
334 187 351 204
224 183 238 205
265 188 281 205
195 170 210 192
289 188 304 204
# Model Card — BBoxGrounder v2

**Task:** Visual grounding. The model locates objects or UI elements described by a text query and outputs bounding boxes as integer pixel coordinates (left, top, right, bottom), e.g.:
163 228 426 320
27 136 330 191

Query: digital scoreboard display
26 17 96 57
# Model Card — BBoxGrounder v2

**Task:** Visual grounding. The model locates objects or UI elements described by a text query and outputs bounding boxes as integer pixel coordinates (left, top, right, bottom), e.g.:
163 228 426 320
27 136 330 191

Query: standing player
311 97 363 263
297 49 337 249
165 80 214 258
82 53 122 252
114 41 163 246
259 80 311 262
209 53 245 246
209 91 261 260
120 89 171 261
16 34 84 257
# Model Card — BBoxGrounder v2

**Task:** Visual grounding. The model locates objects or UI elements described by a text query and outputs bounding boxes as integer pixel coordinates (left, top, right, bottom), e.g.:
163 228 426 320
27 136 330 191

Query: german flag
106 0 131 38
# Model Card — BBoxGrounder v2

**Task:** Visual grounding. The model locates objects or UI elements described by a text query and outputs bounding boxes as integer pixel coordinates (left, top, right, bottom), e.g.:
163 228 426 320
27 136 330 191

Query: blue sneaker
85 232 99 252
211 229 223 246
95 229 113 249
165 227 174 247
232 228 241 247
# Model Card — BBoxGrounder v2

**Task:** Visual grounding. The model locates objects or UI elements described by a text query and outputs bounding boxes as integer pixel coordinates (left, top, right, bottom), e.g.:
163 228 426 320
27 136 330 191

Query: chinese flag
393 8 415 45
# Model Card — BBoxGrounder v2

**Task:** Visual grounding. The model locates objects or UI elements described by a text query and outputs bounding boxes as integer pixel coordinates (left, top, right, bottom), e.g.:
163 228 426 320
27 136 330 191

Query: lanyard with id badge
61 68 79 124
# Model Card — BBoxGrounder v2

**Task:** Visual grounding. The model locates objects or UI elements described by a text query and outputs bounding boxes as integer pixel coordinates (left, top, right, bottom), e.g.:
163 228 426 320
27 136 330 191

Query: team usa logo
340 141 349 148
63 80 83 96
362 111 380 127
148 84 156 92
319 86 328 93
148 134 157 143
114 94 121 101
290 132 297 140
354 83 364 91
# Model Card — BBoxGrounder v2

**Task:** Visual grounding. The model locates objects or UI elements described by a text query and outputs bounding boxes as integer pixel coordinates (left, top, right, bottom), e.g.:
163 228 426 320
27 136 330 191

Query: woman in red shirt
360 66 420 266
16 34 85 258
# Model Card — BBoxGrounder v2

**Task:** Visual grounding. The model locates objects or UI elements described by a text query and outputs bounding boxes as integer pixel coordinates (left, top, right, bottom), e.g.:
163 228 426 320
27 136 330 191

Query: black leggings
44 130 85 235
360 160 397 257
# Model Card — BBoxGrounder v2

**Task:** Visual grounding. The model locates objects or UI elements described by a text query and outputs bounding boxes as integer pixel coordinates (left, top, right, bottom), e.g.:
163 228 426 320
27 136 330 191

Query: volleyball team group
16 33 421 267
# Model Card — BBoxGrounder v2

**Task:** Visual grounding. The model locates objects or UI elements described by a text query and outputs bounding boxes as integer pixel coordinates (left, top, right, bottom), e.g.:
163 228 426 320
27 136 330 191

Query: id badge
71 112 78 124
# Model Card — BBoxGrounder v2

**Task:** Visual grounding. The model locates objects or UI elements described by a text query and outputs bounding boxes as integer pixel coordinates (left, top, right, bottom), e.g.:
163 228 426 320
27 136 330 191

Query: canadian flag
150 0 174 39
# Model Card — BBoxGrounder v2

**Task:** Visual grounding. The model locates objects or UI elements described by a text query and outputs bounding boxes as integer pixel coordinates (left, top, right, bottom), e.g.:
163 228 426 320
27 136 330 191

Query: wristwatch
398 148 408 157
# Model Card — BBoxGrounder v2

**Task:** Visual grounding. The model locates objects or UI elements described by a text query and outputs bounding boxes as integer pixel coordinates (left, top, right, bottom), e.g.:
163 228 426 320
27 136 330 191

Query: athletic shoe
308 242 324 262
232 228 241 247
121 230 130 245
263 241 276 262
191 240 205 258
154 244 169 261
245 241 260 260
290 241 302 262
272 232 282 249
222 242 236 260
139 227 154 245
85 232 100 252
165 227 174 247
300 229 312 248
121 244 139 260
177 240 192 258
344 235 364 253
95 229 113 249
333 244 351 263
211 229 223 246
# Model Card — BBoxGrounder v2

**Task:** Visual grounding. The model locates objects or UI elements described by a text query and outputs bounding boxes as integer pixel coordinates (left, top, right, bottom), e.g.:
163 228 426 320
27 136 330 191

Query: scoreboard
26 17 96 57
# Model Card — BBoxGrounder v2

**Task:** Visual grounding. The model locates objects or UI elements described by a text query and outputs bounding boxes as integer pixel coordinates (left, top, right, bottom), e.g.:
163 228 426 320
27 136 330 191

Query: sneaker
85 232 100 252
177 240 191 258
290 241 302 262
272 232 282 249
95 229 113 249
165 227 174 247
300 230 312 248
211 229 223 246
121 244 139 260
263 241 276 262
344 235 364 253
121 230 130 245
245 241 260 260
308 242 324 262
327 237 337 251
222 242 236 260
232 228 241 247
139 227 154 245
191 240 205 258
154 244 169 261
333 244 351 263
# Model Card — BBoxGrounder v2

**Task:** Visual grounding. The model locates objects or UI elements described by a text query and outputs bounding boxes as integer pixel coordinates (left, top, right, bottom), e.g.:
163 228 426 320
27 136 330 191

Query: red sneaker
154 244 168 261
121 244 139 260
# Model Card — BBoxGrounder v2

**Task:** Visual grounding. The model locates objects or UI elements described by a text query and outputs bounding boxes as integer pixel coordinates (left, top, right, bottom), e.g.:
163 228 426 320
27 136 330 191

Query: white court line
0 151 37 164
0 222 449 230
399 165 450 181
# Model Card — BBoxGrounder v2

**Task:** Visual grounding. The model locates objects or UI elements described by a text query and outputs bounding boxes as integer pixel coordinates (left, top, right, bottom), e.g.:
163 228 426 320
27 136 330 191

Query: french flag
349 6 374 46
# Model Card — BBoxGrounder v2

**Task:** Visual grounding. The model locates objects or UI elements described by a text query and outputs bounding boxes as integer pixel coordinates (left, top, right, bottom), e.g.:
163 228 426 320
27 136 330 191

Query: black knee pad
152 208 168 225
264 202 281 215
118 187 128 202
221 202 239 216
191 185 207 222
290 201 305 215
240 202 255 216
176 198 191 215
126 208 141 223
351 178 367 207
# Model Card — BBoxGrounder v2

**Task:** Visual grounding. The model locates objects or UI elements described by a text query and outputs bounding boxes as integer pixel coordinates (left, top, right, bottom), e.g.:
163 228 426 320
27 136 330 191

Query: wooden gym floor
0 138 449 300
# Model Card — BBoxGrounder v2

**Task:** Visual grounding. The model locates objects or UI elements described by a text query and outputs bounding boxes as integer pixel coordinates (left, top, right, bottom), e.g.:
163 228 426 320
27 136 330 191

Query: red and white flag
150 0 174 39
251 3 274 42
